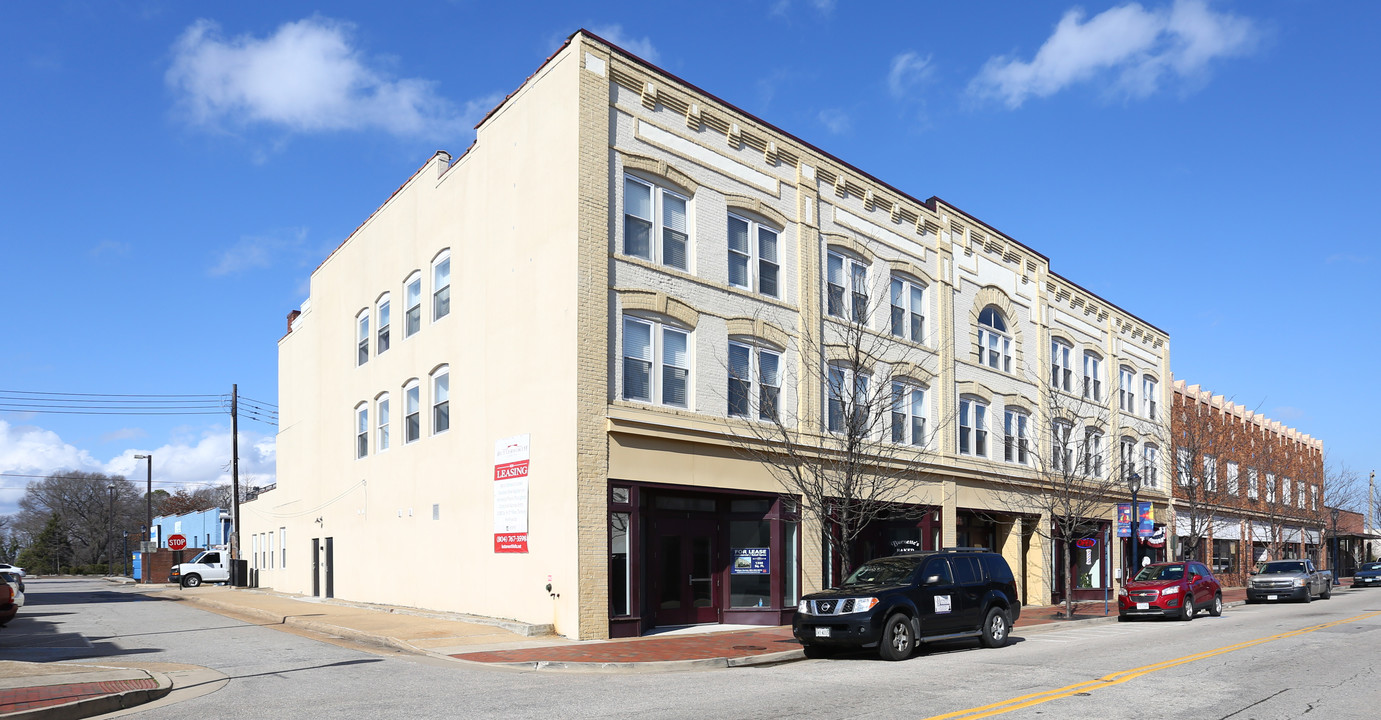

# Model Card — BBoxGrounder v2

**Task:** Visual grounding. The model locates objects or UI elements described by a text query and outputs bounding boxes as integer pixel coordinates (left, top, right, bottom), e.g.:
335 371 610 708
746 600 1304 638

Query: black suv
793 548 1021 660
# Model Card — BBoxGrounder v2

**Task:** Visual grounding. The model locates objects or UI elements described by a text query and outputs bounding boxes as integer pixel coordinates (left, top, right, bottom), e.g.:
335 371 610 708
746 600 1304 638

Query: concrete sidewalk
0 661 171 719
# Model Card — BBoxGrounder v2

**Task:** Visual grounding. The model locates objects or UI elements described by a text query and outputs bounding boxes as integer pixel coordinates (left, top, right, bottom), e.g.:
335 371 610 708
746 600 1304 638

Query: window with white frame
827 251 868 323
1119 437 1136 480
1248 468 1259 499
1310 485 1317 511
1084 428 1103 477
1283 476 1294 506
728 341 780 420
356 310 369 366
727 214 779 297
1051 339 1073 392
1226 461 1239 495
1298 482 1305 508
432 367 449 434
377 294 391 354
1004 410 1029 464
1083 352 1103 401
892 382 927 447
1266 473 1276 503
404 381 421 443
622 316 689 408
977 307 1011 373
1142 375 1157 418
1203 455 1218 492
268 531 275 569
280 527 287 568
1143 444 1159 488
1177 448 1192 486
890 277 925 344
826 365 870 434
1052 421 1074 472
355 403 368 459
432 250 451 321
376 393 390 451
404 272 422 338
958 398 988 457
1119 367 1135 413
623 175 689 270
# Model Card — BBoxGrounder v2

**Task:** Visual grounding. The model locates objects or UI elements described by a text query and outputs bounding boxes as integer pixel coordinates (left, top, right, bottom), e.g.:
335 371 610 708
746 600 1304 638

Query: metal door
324 537 334 599
311 538 320 597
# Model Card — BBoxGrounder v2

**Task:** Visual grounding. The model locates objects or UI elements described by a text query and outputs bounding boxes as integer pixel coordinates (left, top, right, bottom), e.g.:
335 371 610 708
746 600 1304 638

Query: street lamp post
122 530 129 577
134 454 152 584
107 483 116 576
1331 507 1341 586
1128 469 1143 579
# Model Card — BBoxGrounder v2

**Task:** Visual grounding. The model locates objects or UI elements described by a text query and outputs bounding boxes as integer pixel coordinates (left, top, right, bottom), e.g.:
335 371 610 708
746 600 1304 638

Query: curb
0 672 172 720
457 648 806 674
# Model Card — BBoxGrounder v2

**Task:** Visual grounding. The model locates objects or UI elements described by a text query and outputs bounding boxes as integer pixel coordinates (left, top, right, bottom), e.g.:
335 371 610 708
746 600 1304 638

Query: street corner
0 661 182 720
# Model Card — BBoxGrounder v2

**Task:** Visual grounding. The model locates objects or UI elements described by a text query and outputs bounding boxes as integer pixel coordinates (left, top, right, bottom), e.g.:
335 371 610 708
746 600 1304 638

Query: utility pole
231 384 241 571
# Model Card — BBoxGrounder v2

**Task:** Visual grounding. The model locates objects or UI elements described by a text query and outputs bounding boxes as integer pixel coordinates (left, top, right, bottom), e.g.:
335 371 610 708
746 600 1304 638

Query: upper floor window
1052 421 1074 472
404 380 421 444
404 272 422 339
1084 428 1103 477
1119 437 1136 479
356 310 370 366
1265 473 1276 503
958 398 988 457
432 367 450 435
1282 476 1292 506
1051 340 1073 392
623 175 689 271
1299 483 1306 508
1203 455 1218 492
432 251 451 321
376 393 390 451
827 365 870 434
377 294 391 354
827 251 868 323
622 316 689 408
1143 444 1159 488
1119 367 1136 413
1226 461 1239 495
977 306 1011 373
890 278 925 344
891 382 927 447
1176 448 1191 486
1247 467 1259 500
728 341 780 420
727 214 779 298
1082 352 1102 401
355 403 368 459
1003 410 1028 464
1142 375 1157 418
1310 485 1318 511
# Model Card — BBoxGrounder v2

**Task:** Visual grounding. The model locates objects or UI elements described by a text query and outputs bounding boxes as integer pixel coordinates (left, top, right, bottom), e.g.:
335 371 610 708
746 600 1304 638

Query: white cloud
590 25 658 63
969 0 1257 108
818 108 851 134
888 51 934 99
209 227 309 276
770 0 836 17
167 16 471 140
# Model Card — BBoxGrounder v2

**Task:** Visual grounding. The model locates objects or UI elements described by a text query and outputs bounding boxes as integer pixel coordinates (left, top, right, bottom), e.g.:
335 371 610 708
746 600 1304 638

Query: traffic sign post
167 534 187 551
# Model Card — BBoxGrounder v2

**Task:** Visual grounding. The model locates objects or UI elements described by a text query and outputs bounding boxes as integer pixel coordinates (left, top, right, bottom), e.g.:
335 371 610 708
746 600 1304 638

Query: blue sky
2 1 1378 517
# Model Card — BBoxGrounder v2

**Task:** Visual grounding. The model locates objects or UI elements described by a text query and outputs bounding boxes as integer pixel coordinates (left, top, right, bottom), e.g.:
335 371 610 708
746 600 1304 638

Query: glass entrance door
652 517 719 626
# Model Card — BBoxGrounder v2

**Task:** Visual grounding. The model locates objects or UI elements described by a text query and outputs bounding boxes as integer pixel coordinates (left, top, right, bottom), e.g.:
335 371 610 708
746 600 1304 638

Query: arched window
1142 444 1160 488
376 293 391 354
1119 366 1136 412
1083 352 1103 400
404 271 423 339
355 309 370 366
890 276 925 343
977 305 1011 372
354 402 369 459
1051 339 1073 392
891 381 927 447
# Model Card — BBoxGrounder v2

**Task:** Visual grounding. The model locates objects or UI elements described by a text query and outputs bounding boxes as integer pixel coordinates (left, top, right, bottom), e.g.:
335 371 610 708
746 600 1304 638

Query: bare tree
1309 456 1364 575
14 471 142 568
1167 390 1244 563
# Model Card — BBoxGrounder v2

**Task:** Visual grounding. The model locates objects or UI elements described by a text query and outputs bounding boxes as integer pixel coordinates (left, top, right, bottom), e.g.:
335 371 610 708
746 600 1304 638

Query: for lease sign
494 434 530 553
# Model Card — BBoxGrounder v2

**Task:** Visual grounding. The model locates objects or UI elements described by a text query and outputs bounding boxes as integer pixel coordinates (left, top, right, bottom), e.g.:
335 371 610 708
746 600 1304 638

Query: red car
1118 561 1223 621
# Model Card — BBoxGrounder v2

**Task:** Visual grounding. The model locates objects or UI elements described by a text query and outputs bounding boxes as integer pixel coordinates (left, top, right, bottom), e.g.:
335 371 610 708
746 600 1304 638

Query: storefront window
610 513 630 616
783 521 799 605
1212 538 1239 575
1074 536 1103 589
729 519 772 608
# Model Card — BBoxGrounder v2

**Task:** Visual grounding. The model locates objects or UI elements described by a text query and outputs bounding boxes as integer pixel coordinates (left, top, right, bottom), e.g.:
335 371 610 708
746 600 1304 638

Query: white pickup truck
170 550 230 587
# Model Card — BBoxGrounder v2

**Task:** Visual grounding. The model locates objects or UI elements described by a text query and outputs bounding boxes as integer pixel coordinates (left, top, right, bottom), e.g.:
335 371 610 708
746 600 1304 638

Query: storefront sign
1075 537 1098 549
493 434 530 553
731 547 770 574
1116 503 1155 538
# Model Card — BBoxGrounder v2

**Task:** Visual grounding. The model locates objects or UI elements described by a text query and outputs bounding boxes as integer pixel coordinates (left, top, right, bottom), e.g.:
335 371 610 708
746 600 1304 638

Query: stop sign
167 534 187 551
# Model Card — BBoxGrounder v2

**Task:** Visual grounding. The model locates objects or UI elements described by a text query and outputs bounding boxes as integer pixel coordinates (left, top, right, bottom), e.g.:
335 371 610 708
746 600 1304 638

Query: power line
0 390 224 399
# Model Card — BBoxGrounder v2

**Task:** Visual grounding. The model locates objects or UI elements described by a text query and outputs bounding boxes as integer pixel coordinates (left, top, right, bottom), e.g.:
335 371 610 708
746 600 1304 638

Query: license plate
814 627 830 638
1136 602 1149 610
1267 595 1278 600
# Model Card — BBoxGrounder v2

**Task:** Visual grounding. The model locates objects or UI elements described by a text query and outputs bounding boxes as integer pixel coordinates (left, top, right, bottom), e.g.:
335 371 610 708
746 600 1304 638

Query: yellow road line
923 611 1381 720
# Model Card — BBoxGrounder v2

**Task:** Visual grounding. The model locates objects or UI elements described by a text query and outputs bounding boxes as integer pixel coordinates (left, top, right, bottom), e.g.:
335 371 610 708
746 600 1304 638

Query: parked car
1118 561 1223 621
170 549 230 587
0 571 23 627
1246 559 1331 603
0 564 24 593
1353 562 1381 588
793 547 1021 661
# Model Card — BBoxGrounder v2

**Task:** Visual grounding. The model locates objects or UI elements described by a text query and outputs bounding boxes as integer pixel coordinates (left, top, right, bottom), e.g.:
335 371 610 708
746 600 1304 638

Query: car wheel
802 644 834 659
878 613 915 661
1208 593 1223 617
1180 596 1195 621
1302 587 1313 603
980 608 1009 648
182 574 202 588
1322 585 1332 600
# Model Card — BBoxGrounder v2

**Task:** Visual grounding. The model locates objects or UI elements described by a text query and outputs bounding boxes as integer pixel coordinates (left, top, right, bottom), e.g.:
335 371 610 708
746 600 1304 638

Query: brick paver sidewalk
0 678 159 715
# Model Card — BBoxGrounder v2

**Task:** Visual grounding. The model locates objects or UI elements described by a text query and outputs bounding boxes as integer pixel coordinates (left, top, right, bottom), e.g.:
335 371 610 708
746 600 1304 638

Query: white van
170 550 230 587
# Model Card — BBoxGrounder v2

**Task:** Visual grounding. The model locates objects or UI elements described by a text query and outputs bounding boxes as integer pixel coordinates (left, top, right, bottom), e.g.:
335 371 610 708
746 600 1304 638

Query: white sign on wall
493 434 530 553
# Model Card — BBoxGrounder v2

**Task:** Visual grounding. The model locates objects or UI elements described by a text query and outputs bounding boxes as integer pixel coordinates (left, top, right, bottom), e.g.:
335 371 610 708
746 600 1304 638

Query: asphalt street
3 578 1378 719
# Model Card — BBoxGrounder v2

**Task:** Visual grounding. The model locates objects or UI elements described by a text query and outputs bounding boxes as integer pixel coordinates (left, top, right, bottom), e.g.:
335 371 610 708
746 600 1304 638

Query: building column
942 480 958 548
1000 516 1024 602
1027 512 1052 604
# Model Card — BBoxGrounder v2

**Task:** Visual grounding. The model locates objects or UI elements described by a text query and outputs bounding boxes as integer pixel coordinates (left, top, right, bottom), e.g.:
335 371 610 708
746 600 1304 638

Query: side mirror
925 575 942 585
1191 573 1202 582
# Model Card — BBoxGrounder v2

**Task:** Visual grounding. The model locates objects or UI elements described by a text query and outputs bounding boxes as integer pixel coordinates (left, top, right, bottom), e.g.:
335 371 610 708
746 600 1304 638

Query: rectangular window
280 527 286 568
377 397 390 451
1083 353 1102 401
433 255 451 321
1248 468 1259 500
827 366 868 434
1084 429 1102 476
432 372 450 434
1143 445 1159 488
1119 437 1136 480
622 317 653 403
890 278 925 344
727 214 780 298
1053 422 1072 472
1282 476 1292 506
728 342 780 420
1142 376 1157 418
1177 448 1192 487
1212 538 1239 575
1051 341 1072 391
1310 485 1317 511
624 177 652 260
827 366 845 433
405 384 421 443
356 406 368 459
1266 473 1276 503
1203 455 1218 492
610 512 630 616
405 276 422 338
1226 461 1239 495
1120 367 1135 412
662 327 689 408
959 399 987 457
892 382 926 447
377 299 390 354
268 531 275 569
826 252 868 322
1003 410 1028 463
624 176 689 270
622 316 689 408
357 313 369 366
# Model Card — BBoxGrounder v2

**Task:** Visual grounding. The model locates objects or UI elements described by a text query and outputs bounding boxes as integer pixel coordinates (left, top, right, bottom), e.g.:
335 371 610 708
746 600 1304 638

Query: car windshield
1361 563 1381 571
843 557 919 586
1259 561 1306 574
1133 564 1185 581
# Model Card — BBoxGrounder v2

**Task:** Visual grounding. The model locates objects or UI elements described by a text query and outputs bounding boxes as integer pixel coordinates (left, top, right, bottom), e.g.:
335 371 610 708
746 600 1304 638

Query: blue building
152 508 231 551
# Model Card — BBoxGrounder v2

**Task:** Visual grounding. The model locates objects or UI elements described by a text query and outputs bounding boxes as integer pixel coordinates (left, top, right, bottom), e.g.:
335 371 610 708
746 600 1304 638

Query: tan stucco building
242 31 1173 640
